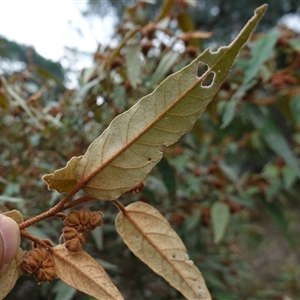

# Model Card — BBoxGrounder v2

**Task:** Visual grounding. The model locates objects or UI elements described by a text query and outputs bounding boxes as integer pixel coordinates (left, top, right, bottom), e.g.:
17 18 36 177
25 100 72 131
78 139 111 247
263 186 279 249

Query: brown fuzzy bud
62 226 79 241
64 211 81 230
35 265 57 282
21 250 41 275
89 211 104 229
64 209 104 232
62 226 85 252
21 248 56 282
65 237 84 253
80 209 90 227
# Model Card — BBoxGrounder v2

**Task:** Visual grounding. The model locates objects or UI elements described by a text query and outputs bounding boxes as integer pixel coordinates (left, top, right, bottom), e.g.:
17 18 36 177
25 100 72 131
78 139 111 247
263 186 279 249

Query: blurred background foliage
1 0 300 299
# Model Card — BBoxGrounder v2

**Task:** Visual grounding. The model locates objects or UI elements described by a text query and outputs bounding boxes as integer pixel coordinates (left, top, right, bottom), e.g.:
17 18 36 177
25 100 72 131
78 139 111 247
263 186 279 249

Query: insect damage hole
197 62 209 78
201 72 215 88
197 62 215 88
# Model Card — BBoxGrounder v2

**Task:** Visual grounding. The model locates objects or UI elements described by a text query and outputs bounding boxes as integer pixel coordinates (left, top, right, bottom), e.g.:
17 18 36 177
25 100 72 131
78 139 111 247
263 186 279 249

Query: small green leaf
244 28 280 83
157 157 176 198
125 38 142 88
148 50 180 87
53 280 77 300
184 209 201 232
211 202 230 244
282 165 297 190
222 28 280 127
75 79 99 102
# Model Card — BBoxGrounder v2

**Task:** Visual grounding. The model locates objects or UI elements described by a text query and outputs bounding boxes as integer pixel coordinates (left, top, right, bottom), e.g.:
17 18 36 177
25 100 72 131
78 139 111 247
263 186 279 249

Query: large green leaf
43 5 267 200
247 104 300 178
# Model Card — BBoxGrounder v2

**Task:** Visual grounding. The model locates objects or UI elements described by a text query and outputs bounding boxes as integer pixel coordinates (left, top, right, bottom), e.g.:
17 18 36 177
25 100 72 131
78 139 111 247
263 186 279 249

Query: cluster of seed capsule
62 209 104 253
21 209 104 282
21 247 56 283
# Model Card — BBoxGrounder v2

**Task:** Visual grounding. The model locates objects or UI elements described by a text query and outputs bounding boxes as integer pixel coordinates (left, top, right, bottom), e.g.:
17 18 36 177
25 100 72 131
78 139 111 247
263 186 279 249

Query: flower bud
62 226 79 240
80 209 90 228
89 211 104 229
65 237 84 253
64 210 81 230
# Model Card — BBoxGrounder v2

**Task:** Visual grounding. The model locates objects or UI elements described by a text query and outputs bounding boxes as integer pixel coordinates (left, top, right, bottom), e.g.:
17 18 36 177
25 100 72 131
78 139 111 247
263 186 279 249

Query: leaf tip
254 4 268 16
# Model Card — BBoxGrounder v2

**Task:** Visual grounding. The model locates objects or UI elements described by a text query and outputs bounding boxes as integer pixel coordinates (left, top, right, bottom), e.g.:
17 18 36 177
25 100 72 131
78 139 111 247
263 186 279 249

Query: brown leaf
115 201 211 299
0 248 25 299
51 244 123 300
3 210 23 224
43 156 83 194
42 5 267 201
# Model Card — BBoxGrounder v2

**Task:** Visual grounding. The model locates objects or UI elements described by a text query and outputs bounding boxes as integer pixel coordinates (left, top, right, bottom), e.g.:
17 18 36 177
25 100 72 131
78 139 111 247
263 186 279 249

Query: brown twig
112 199 126 214
20 229 53 249
55 213 67 219
63 195 95 210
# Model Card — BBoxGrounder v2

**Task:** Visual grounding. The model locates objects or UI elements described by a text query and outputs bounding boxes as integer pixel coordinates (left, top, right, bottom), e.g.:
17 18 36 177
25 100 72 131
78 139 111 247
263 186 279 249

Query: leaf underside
115 201 211 300
43 5 267 201
52 245 124 300
0 248 25 299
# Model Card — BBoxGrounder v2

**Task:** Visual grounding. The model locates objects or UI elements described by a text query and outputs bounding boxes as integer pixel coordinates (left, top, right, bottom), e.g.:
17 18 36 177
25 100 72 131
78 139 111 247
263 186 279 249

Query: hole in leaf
172 254 176 258
201 72 215 87
148 158 152 162
197 62 209 78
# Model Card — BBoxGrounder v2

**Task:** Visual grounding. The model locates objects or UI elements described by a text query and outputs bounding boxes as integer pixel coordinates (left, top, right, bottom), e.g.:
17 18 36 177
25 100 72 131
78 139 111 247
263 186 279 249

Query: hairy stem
20 229 53 248
113 199 126 214
19 183 91 230
63 195 95 210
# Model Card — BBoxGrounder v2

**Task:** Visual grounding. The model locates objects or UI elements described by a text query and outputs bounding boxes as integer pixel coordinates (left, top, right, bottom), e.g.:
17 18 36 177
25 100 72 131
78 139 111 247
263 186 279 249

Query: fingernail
0 214 20 273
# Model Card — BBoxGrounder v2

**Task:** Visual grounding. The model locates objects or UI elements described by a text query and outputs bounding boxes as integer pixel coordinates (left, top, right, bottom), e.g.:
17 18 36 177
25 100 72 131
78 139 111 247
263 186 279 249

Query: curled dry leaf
51 244 123 300
115 201 211 300
43 5 267 200
0 248 25 299
3 209 23 224
43 156 83 194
